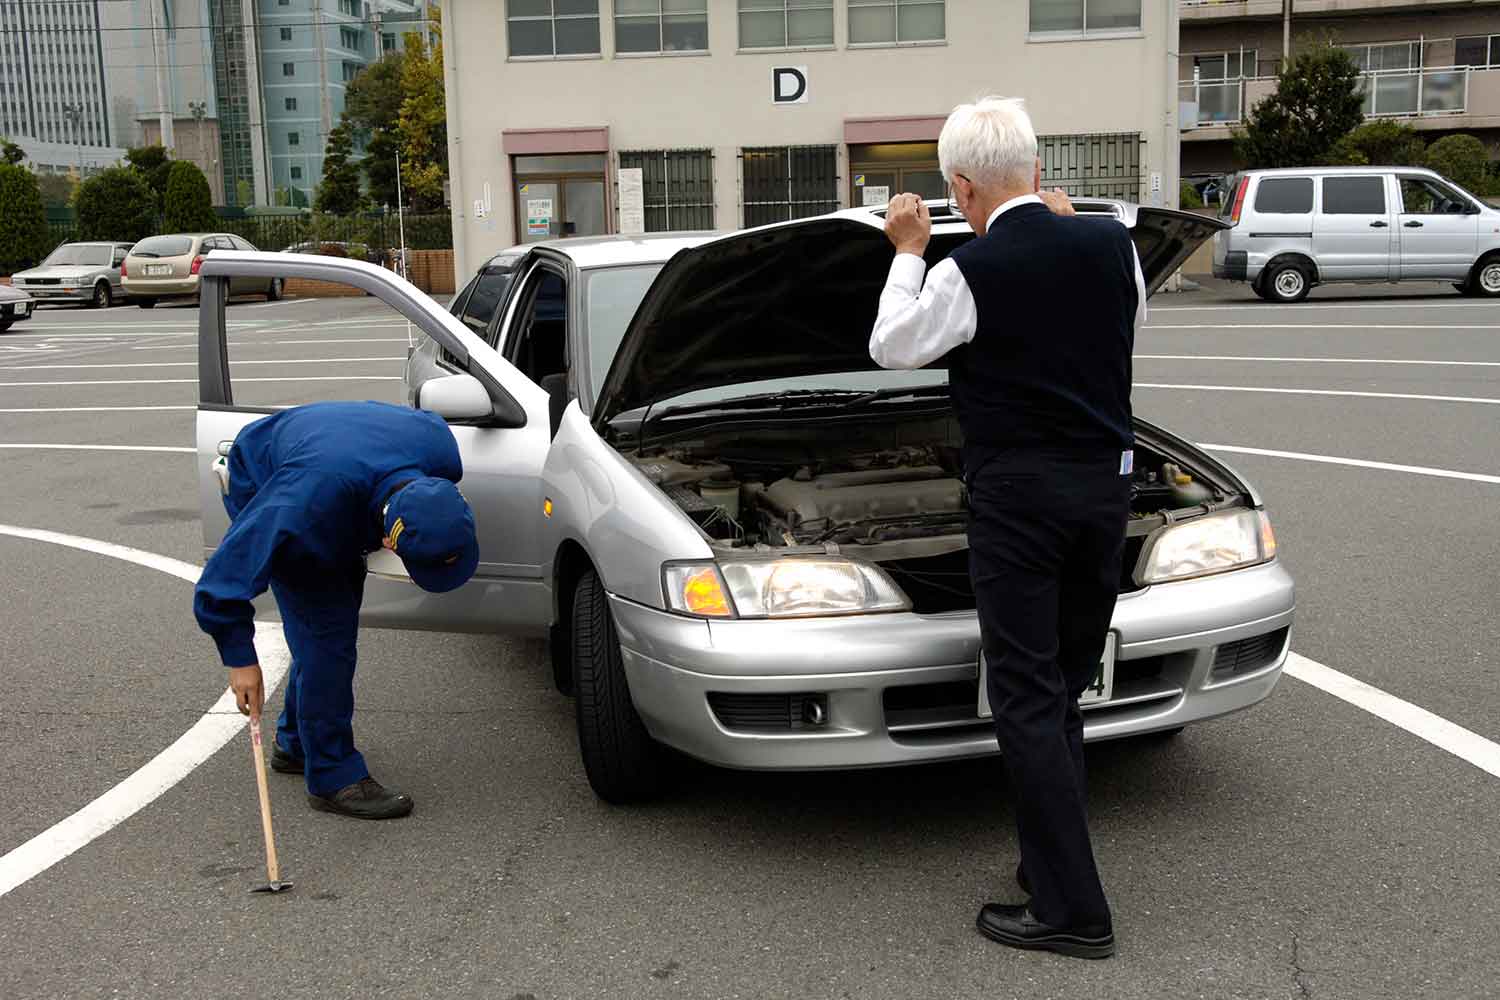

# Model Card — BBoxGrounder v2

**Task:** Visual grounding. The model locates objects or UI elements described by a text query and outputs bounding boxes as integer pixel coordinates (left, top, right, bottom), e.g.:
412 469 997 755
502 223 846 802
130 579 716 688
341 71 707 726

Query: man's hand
885 193 931 257
1039 187 1076 216
229 664 264 721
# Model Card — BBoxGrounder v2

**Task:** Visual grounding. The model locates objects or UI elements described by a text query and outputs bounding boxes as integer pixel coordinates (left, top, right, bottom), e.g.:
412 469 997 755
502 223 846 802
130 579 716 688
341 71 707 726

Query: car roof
1241 166 1443 178
500 231 721 270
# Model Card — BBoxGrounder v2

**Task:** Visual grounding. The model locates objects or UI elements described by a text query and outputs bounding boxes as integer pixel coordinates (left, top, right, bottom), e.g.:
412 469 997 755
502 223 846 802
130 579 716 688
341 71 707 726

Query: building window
290 165 303 179
1456 35 1498 69
340 27 361 51
739 0 833 49
342 61 360 81
285 97 297 111
618 149 714 231
1037 132 1143 201
279 27 292 41
278 0 289 6
383 32 397 51
1029 0 1141 37
1182 49 1258 124
282 62 295 76
506 0 601 58
849 0 944 45
289 131 300 146
337 0 361 14
615 0 707 54
740 145 838 227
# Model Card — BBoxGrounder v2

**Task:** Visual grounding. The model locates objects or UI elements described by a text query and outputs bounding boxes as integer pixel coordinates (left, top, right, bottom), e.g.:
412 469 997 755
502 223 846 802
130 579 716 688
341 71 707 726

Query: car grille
1211 627 1289 680
707 692 827 731
26 278 60 285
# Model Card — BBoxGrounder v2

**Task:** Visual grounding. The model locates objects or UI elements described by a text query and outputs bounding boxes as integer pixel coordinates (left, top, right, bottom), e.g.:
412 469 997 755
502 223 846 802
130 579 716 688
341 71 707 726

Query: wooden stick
249 721 279 884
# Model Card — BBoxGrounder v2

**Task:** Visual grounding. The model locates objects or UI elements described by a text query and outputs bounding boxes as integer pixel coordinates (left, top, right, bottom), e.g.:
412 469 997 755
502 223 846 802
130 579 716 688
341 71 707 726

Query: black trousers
967 447 1129 930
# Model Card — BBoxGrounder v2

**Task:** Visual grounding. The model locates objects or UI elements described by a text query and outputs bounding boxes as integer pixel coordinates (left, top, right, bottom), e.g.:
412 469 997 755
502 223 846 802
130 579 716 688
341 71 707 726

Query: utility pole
189 100 211 199
149 1 175 151
62 103 83 181
1282 0 1293 69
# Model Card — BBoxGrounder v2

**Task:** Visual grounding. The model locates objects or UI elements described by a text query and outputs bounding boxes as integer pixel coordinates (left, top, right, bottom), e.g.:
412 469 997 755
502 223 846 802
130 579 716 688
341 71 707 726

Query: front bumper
611 559 1295 770
1 298 35 322
14 285 90 302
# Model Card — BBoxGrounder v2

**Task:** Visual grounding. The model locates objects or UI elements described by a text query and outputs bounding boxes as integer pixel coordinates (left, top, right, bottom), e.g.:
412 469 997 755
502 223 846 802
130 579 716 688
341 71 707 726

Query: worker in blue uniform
194 400 480 820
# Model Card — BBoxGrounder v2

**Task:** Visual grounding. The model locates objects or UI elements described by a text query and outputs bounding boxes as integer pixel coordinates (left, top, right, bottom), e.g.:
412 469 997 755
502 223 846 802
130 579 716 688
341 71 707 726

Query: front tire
265 277 283 302
0 318 12 333
572 570 662 803
1263 260 1311 303
1463 254 1500 298
91 282 112 308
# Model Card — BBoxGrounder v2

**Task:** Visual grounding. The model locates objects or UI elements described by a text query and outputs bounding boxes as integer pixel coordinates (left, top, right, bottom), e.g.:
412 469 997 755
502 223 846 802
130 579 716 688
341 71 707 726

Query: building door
849 142 944 208
512 154 609 244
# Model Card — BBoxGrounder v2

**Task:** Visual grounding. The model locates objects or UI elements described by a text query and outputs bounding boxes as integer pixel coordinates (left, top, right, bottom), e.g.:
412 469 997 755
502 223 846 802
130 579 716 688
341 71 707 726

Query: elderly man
869 97 1146 959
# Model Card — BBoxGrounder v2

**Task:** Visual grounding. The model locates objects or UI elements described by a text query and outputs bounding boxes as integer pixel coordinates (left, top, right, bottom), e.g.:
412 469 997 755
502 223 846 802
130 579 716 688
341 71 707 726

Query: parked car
448 249 526 333
10 241 132 308
194 202 1294 804
1213 165 1500 302
122 233 283 308
0 283 35 332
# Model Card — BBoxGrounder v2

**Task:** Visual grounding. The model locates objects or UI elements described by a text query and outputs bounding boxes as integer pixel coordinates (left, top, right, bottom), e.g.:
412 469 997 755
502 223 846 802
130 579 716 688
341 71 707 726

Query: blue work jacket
193 401 463 667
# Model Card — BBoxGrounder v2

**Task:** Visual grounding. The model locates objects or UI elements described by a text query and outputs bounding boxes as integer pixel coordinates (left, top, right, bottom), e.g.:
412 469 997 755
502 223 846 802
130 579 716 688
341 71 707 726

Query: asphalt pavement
1 281 1497 999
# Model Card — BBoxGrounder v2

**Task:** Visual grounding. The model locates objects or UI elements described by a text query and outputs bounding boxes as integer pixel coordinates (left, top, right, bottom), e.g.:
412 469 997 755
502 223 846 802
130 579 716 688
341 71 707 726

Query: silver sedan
10 241 131 308
193 201 1294 804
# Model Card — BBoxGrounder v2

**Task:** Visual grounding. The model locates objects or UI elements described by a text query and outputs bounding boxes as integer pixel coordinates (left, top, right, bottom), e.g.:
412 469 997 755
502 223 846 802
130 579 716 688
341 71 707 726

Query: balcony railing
1180 66 1472 127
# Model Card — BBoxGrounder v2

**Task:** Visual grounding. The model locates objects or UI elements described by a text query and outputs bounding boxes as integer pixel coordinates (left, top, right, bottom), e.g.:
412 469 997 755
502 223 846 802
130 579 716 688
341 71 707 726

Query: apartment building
442 0 1184 283
1180 0 1500 182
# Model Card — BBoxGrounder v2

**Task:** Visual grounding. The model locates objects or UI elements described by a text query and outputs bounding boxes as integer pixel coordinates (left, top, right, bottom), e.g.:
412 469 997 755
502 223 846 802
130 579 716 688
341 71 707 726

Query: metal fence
740 145 840 227
38 211 454 257
618 149 716 232
1038 133 1143 202
1180 67 1471 127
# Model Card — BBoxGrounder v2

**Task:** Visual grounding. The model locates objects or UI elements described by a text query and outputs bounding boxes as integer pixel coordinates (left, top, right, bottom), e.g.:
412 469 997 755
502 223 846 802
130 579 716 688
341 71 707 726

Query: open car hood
593 206 1228 426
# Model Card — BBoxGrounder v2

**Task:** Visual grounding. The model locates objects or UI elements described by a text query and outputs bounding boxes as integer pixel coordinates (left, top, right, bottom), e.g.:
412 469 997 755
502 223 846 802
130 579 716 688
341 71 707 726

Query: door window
513 154 609 244
1253 177 1313 214
507 268 569 383
112 246 129 266
459 268 517 334
1321 177 1386 215
1399 177 1469 215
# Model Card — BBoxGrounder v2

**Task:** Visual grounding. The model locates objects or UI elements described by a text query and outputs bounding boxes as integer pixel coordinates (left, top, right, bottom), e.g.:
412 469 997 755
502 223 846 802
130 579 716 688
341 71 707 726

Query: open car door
194 252 553 636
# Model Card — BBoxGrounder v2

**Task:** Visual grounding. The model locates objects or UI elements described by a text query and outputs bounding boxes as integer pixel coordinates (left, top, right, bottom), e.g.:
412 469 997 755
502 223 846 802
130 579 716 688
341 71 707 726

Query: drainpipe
1163 0 1184 291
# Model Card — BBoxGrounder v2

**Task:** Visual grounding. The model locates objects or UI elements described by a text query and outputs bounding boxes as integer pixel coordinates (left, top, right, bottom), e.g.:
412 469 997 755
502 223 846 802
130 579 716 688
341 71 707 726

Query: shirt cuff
885 253 927 295
216 628 259 669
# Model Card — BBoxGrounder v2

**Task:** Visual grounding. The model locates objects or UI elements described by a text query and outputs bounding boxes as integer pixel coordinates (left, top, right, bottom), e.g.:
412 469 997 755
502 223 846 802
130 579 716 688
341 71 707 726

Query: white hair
938 96 1038 189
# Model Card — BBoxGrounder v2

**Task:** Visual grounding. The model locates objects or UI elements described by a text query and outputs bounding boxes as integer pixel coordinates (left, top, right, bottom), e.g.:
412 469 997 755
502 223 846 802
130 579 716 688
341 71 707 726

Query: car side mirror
540 372 569 439
417 372 494 422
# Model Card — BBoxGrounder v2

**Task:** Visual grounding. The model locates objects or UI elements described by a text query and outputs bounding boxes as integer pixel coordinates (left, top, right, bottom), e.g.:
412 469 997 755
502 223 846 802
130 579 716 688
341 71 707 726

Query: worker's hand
885 193 931 257
1039 187 1076 216
228 664 265 721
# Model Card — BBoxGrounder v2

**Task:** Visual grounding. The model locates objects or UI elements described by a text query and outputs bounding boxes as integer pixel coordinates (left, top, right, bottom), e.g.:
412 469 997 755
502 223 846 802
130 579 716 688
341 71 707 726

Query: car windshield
582 263 946 414
42 244 111 267
131 235 194 258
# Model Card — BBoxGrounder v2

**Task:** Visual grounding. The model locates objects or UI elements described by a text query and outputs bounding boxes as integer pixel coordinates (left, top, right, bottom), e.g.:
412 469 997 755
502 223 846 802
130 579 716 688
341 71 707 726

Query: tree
1323 120 1425 167
1233 45 1365 168
75 167 158 242
314 122 366 214
0 163 48 274
1179 181 1204 210
342 54 406 208
1 138 24 165
163 160 218 231
1424 134 1493 195
397 22 448 211
235 178 255 208
36 172 76 207
125 144 173 213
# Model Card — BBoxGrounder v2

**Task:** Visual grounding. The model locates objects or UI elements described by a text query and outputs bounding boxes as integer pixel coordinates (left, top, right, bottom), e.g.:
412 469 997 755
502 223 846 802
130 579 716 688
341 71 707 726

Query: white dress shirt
868 194 1149 370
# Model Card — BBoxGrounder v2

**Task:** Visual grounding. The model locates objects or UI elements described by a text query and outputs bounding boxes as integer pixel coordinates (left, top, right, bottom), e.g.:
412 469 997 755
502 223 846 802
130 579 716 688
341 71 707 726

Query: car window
584 265 662 398
1253 177 1313 214
42 244 112 266
131 235 194 257
450 275 478 318
460 269 515 334
1399 177 1469 215
230 235 256 251
112 246 129 266
1321 176 1386 215
507 268 568 383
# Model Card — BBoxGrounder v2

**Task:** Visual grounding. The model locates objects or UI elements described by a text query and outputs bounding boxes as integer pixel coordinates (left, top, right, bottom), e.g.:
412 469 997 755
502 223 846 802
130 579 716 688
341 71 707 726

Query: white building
442 0 1183 282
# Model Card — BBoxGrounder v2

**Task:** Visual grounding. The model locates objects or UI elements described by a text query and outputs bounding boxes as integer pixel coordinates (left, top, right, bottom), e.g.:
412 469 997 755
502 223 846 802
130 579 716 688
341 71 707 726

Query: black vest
947 202 1138 456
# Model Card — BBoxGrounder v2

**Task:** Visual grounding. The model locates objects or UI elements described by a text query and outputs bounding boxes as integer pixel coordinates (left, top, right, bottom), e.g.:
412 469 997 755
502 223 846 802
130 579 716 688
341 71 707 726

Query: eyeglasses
945 173 972 216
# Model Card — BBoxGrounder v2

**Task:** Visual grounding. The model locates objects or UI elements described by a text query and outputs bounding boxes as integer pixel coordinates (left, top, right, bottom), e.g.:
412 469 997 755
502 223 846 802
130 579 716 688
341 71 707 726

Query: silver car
0 283 35 332
194 202 1295 803
11 241 131 308
1213 166 1500 302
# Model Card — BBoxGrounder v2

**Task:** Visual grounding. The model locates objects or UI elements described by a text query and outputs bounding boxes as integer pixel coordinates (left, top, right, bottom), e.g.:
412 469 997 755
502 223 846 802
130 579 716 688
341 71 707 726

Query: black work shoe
976 903 1114 960
308 777 414 820
270 744 305 775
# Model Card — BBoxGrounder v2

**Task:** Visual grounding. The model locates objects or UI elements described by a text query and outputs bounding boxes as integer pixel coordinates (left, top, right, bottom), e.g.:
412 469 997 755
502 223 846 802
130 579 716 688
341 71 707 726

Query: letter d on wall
773 66 808 105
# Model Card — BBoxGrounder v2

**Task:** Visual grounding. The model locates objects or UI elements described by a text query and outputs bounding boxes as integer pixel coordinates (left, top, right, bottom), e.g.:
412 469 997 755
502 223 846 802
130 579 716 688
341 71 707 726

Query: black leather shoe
270 744 305 775
308 777 414 820
976 903 1114 959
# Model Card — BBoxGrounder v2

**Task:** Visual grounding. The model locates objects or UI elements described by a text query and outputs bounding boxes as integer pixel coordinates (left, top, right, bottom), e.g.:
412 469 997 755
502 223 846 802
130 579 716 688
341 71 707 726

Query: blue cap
383 477 479 594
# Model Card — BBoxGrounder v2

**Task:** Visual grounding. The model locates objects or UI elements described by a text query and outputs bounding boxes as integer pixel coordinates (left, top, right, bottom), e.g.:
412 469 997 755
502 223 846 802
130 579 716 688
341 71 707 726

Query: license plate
145 264 172 276
978 633 1116 718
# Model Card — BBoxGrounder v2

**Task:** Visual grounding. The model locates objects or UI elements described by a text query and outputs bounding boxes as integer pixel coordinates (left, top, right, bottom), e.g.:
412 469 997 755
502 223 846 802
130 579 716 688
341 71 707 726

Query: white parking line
1146 324 1500 331
1286 653 1500 779
0 406 196 414
1201 444 1500 486
0 375 401 387
1137 383 1500 406
0 525 291 899
2 356 405 371
1153 301 1494 311
131 338 407 351
0 444 194 453
1138 354 1500 368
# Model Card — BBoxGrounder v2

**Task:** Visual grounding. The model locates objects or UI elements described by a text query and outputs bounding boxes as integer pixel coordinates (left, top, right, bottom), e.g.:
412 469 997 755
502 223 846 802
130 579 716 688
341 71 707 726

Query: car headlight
1139 509 1276 585
663 557 910 619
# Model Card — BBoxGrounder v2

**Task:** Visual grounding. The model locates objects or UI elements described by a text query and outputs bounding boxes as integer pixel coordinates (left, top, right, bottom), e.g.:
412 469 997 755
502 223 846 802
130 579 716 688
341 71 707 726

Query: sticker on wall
618 167 646 236
772 66 808 105
854 174 865 187
862 185 889 207
519 183 530 194
526 197 553 236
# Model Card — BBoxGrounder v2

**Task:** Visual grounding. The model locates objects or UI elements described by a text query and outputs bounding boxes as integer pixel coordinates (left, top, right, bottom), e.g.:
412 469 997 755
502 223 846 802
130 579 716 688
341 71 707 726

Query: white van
1212 166 1500 302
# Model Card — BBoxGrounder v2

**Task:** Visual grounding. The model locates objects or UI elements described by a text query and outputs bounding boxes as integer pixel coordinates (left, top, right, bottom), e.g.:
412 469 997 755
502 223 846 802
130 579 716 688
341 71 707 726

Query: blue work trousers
271 562 369 797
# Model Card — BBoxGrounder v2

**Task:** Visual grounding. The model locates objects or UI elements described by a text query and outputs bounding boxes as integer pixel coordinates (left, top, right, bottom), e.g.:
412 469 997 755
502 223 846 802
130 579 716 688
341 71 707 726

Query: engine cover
761 466 964 526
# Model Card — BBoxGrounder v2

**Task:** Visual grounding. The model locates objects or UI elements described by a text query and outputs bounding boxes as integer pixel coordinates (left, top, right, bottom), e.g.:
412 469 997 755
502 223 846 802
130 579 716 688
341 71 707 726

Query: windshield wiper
651 388 871 420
